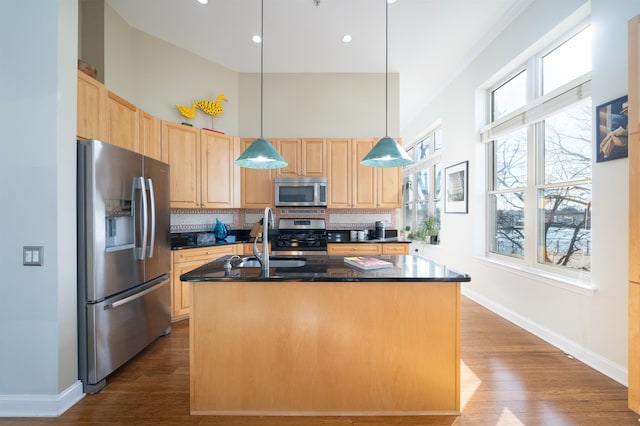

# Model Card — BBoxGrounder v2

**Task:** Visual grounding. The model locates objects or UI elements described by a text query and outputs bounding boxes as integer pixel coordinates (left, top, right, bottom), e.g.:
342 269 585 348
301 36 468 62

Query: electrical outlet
23 246 44 266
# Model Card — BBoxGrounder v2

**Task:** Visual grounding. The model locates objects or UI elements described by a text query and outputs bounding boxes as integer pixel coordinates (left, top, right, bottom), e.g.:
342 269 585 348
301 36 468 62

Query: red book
344 256 393 271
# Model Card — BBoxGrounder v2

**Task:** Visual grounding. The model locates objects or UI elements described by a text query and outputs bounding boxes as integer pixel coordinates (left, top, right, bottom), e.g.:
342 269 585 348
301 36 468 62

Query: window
483 25 592 276
403 128 442 237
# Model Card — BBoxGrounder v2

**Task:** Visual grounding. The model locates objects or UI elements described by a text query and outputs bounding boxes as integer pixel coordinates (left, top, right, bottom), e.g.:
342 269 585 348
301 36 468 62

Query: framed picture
596 95 628 162
444 160 468 214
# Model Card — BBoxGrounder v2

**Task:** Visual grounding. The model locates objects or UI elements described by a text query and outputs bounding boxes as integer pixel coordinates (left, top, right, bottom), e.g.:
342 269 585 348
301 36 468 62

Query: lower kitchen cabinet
328 243 410 256
171 245 239 321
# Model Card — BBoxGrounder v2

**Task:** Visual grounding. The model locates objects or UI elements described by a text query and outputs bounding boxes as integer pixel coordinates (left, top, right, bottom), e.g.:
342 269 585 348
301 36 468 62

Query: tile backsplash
170 208 397 233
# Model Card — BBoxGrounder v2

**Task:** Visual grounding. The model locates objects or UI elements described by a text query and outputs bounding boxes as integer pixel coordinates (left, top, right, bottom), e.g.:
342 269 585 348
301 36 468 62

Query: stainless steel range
274 218 327 256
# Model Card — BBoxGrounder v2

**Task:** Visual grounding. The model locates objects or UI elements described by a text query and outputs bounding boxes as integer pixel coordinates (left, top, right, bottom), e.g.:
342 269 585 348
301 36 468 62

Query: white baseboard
0 380 84 417
461 287 628 386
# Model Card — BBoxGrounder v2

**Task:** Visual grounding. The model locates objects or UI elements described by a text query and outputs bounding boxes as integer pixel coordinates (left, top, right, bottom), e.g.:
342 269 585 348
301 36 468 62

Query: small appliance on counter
375 221 385 239
213 218 231 241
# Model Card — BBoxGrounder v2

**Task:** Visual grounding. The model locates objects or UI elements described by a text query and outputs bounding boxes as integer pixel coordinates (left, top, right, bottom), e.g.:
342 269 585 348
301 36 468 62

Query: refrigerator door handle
104 277 169 310
133 176 148 260
146 178 156 258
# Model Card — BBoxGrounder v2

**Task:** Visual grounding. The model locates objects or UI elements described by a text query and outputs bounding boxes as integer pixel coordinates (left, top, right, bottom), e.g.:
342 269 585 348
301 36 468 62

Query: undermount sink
235 256 307 268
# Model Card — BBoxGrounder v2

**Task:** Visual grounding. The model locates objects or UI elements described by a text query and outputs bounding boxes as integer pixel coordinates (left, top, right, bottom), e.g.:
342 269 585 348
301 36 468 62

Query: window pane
544 99 592 183
543 26 591 95
539 184 591 271
494 128 527 190
434 163 442 199
402 175 414 203
416 201 428 225
415 137 431 161
403 202 414 231
492 70 527 120
434 129 443 152
417 169 430 201
489 192 525 258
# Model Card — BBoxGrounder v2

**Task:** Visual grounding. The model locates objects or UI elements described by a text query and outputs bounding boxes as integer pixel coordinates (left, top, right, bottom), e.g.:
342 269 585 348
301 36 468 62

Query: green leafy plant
409 217 439 242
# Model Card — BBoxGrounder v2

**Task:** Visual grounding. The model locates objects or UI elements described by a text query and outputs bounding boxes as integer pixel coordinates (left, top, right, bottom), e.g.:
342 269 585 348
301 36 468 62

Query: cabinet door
77 71 108 141
327 138 352 208
171 258 204 320
240 138 275 208
352 139 377 208
301 138 326 177
163 121 201 208
327 243 381 256
107 91 139 152
275 138 301 177
139 109 162 161
382 243 410 255
378 166 402 208
201 131 239 208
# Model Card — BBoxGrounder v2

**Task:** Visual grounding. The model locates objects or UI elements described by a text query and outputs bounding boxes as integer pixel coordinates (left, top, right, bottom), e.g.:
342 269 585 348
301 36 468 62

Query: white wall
103 3 399 139
405 0 639 385
0 0 82 416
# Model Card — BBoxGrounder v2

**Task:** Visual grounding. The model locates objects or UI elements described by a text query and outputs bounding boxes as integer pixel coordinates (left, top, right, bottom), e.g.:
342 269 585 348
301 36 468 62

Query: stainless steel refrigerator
77 139 171 394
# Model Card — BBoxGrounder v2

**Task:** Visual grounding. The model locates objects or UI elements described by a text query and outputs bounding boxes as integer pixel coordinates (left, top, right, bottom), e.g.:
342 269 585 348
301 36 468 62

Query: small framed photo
444 160 468 214
596 95 628 162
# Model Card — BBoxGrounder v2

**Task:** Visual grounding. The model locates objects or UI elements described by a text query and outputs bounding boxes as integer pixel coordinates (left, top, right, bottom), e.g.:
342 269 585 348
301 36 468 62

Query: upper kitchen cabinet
326 138 352 208
240 138 275 208
352 138 377 208
139 109 164 162
107 91 139 152
163 121 201 208
275 138 326 177
201 131 240 208
327 138 401 209
77 71 108 141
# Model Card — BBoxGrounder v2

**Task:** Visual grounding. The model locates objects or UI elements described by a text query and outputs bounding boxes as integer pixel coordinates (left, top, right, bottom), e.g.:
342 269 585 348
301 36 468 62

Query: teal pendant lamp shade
360 136 413 167
361 0 413 168
235 0 287 170
235 138 287 169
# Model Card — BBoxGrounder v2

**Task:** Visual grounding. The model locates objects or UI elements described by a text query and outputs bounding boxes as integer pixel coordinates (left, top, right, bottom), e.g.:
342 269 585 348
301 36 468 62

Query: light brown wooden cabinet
326 138 402 209
107 91 139 152
630 13 640 414
328 243 409 256
139 109 164 162
240 138 275 208
201 131 240 208
77 71 108 141
275 138 326 177
171 245 240 321
163 121 201 208
163 122 239 208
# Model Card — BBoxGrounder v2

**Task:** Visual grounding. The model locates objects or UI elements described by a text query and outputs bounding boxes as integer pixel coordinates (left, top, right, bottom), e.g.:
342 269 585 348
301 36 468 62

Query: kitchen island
181 254 470 416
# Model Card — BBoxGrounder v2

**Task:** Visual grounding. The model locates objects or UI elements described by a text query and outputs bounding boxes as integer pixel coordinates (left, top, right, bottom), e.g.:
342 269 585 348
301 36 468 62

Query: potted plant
411 217 439 244
399 225 410 240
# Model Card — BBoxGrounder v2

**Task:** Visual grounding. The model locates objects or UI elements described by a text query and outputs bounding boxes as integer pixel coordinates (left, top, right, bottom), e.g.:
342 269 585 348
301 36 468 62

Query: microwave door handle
133 176 148 260
146 178 156 258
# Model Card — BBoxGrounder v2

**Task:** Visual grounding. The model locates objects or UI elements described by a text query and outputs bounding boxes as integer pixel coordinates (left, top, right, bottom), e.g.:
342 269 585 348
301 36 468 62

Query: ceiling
106 0 533 131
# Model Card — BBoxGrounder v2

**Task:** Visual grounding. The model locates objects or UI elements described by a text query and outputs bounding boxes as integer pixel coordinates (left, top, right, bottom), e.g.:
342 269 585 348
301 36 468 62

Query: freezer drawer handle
104 280 167 310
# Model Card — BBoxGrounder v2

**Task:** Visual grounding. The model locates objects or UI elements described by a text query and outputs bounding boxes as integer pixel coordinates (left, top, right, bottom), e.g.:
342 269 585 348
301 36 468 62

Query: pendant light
235 0 288 169
360 0 413 168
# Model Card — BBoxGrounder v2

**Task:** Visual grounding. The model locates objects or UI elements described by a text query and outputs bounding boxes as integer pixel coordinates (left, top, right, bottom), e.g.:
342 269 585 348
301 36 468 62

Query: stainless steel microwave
275 176 327 207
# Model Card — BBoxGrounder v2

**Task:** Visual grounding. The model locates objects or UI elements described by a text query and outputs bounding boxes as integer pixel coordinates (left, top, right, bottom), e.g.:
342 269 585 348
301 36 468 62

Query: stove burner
274 218 327 254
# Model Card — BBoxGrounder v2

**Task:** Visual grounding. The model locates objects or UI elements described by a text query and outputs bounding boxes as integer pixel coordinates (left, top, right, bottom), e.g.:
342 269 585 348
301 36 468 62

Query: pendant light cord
260 0 264 139
385 0 389 138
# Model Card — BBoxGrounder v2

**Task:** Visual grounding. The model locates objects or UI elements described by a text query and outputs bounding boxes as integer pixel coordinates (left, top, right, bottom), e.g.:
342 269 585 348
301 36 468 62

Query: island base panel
190 281 460 415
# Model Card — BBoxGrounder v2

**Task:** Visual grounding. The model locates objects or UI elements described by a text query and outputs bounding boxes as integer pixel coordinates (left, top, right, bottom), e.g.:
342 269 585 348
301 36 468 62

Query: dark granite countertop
326 237 410 244
180 254 469 283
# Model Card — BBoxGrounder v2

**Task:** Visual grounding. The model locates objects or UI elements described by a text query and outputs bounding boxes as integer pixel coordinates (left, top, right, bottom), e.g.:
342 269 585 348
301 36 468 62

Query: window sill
474 256 595 296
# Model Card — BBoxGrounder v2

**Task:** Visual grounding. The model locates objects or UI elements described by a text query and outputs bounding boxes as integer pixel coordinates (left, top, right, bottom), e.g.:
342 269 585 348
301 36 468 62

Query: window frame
482 23 592 282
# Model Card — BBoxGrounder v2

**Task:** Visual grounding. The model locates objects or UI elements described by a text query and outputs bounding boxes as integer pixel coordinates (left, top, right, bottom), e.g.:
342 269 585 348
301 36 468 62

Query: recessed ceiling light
387 0 397 3
196 0 208 4
252 35 262 44
342 34 352 43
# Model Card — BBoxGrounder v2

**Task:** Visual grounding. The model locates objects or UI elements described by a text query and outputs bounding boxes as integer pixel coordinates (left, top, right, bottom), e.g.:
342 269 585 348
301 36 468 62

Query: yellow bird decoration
175 102 197 120
195 94 228 117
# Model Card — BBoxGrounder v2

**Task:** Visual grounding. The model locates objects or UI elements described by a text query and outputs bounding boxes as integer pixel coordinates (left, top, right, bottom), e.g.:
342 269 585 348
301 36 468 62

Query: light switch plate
23 246 44 266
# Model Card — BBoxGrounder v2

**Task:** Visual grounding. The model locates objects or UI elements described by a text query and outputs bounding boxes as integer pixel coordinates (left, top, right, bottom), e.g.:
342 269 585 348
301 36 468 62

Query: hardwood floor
3 296 639 425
